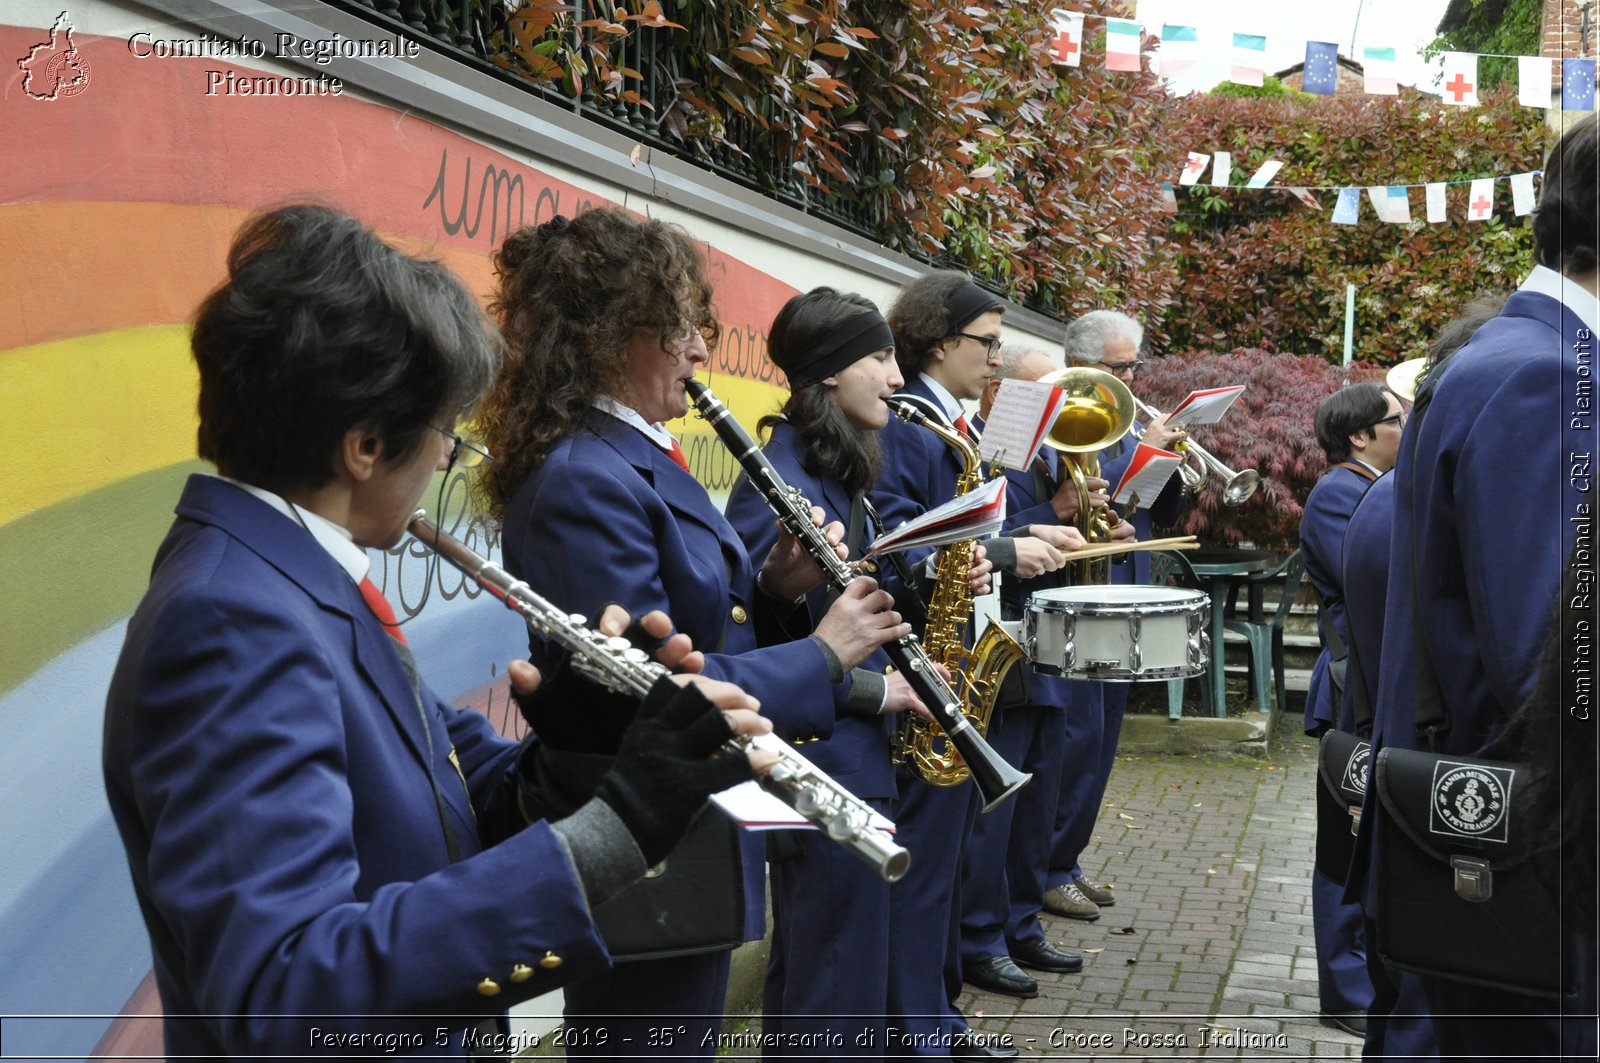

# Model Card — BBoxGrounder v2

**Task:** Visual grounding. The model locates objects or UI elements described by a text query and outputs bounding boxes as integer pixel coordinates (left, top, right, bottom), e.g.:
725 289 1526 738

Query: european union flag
1332 187 1361 225
1563 58 1595 111
1304 41 1339 95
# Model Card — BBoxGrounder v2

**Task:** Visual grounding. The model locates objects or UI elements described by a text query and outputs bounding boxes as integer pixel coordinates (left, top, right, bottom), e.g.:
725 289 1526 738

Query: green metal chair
1221 549 1305 714
1149 549 1214 719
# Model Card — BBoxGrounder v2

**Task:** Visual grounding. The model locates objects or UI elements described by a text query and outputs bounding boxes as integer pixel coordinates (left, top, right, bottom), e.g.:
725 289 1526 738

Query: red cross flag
1442 52 1480 107
1179 152 1210 186
1051 10 1085 67
1466 178 1495 221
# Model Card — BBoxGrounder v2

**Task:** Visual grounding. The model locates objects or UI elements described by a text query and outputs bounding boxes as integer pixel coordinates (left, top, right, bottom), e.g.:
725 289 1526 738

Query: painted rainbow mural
3 10 796 1055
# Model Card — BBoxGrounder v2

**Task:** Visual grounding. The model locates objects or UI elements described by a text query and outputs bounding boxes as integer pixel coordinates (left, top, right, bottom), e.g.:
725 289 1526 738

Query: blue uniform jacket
1340 473 1395 731
724 419 899 800
1351 288 1594 915
1299 464 1376 733
500 413 838 938
991 440 1075 711
103 475 610 1058
873 376 968 575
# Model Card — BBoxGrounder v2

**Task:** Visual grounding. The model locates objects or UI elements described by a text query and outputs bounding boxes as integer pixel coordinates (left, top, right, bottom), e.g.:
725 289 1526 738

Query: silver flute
407 511 911 882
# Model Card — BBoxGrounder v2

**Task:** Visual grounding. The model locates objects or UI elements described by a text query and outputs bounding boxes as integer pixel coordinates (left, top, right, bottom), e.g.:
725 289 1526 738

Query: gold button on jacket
730 604 748 624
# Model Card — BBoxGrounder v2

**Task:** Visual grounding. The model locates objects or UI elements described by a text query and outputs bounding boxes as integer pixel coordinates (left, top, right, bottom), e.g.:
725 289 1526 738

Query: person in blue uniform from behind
1360 115 1599 1062
476 210 910 1059
1340 295 1505 1063
874 270 1075 1059
1299 381 1403 1037
101 205 778 1059
1044 311 1189 921
959 344 1098 999
725 287 941 1056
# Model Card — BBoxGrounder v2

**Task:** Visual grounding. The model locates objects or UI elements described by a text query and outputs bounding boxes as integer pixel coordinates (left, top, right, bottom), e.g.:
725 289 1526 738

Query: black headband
776 311 896 388
944 280 1004 334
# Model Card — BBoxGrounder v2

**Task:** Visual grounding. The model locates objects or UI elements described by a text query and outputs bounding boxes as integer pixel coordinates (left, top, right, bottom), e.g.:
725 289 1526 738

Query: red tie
953 415 971 439
359 577 407 644
664 439 691 473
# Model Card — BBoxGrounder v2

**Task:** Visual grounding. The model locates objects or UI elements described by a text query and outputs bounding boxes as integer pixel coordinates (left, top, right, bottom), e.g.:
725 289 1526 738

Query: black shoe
952 1030 1021 1060
1011 938 1084 973
964 955 1037 998
1319 1012 1368 1037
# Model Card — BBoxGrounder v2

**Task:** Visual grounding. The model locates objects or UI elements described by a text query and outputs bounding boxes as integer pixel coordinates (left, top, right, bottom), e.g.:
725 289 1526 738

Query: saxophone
887 400 1027 787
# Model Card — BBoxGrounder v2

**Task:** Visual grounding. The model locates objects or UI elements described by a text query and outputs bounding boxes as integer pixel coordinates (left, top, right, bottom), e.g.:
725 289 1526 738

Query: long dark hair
759 288 884 498
475 208 719 517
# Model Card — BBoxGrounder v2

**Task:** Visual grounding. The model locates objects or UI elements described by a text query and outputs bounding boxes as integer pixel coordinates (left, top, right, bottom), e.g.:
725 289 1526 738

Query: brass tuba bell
1036 367 1137 581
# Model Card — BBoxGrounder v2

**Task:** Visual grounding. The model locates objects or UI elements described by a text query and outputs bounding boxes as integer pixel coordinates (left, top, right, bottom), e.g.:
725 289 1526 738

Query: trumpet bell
1223 468 1261 506
1035 367 1137 453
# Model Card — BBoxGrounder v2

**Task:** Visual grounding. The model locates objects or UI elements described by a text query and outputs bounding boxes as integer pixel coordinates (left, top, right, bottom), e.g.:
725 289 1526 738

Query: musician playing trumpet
475 209 910 1060
101 205 778 1060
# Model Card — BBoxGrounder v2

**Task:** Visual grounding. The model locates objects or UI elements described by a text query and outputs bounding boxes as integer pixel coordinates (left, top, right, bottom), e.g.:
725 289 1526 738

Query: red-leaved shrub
1138 348 1384 549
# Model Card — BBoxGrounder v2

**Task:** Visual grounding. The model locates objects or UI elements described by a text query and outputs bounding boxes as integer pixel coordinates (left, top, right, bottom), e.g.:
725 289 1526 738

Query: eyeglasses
430 425 493 468
1372 412 1406 430
952 331 1003 356
1100 359 1147 375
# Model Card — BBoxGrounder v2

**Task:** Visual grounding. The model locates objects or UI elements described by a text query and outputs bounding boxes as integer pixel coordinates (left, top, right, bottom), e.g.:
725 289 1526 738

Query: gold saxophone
888 401 1027 787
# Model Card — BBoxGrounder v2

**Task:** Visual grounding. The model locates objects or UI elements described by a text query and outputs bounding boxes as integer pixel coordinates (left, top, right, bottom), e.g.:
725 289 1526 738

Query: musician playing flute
102 205 777 1059
475 209 909 1059
724 286 945 1056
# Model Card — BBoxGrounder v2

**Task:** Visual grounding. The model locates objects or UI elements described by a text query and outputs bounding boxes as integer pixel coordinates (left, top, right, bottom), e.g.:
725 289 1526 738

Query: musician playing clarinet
475 209 910 1059
102 205 778 1059
724 286 945 1056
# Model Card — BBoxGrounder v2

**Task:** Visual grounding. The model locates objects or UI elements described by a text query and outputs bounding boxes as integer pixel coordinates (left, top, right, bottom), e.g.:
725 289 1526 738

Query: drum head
1027 585 1208 609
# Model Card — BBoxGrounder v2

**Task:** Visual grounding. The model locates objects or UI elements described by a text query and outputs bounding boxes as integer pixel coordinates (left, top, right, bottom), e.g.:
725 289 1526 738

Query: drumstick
1064 535 1200 562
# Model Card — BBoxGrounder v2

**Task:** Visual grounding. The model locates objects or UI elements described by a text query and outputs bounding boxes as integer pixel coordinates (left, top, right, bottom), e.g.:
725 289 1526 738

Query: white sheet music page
1166 385 1245 426
978 379 1064 470
1111 442 1184 507
711 733 897 831
867 477 1007 556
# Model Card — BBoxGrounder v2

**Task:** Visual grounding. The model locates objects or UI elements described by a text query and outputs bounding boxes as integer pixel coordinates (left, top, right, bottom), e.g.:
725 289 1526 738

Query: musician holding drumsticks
102 205 776 1060
475 209 910 1059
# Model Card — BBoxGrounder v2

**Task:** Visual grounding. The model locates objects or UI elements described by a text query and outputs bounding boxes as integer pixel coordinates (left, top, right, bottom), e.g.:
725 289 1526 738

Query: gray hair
993 342 1041 380
1062 310 1143 364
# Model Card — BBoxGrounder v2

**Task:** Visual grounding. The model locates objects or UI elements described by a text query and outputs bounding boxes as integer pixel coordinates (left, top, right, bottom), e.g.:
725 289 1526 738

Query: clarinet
684 379 1031 813
407 512 911 882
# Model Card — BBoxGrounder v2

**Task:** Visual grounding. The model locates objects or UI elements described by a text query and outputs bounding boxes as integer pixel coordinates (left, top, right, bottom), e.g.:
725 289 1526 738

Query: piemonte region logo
18 12 91 101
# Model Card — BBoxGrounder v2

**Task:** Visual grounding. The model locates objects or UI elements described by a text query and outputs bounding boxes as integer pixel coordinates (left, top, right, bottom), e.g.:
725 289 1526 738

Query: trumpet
1129 395 1260 507
407 511 912 882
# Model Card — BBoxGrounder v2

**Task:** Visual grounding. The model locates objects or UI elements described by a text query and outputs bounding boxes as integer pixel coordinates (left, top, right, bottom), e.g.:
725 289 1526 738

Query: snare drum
1022 586 1209 681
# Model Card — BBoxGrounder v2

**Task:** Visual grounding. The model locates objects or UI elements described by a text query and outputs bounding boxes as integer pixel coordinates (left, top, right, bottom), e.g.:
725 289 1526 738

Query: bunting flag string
1047 8 1597 111
1168 154 1542 225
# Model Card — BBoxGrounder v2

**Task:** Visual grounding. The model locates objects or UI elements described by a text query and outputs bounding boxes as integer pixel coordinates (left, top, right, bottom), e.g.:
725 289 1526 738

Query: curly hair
475 208 720 516
886 269 974 379
758 288 885 497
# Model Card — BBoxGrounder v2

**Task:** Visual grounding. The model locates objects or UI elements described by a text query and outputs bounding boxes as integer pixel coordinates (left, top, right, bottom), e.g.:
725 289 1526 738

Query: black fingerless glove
594 676 755 866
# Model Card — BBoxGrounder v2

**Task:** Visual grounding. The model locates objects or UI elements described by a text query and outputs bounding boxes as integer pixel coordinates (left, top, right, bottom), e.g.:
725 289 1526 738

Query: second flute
685 379 1030 813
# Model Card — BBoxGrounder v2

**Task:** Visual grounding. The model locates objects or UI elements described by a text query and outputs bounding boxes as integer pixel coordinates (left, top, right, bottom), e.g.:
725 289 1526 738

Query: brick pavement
958 724 1365 1059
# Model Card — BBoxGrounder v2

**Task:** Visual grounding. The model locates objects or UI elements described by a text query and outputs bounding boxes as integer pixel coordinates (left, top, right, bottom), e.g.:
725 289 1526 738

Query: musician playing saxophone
475 209 910 1060
725 287 963 1057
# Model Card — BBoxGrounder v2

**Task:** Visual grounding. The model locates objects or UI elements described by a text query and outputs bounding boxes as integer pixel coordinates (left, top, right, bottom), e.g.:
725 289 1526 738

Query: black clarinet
685 378 1030 812
408 512 911 882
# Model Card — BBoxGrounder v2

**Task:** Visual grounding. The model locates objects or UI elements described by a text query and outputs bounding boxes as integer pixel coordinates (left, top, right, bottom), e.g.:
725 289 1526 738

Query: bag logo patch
1342 742 1371 796
1429 761 1514 843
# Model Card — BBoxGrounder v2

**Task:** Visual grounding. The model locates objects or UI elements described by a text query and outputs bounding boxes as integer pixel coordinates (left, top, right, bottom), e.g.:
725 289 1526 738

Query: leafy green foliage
1160 85 1544 366
1423 0 1542 92
1138 349 1384 549
1208 74 1294 100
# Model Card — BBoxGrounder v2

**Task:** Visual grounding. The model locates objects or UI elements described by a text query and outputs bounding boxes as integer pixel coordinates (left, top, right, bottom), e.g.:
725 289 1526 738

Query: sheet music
711 734 897 832
978 380 1064 471
1111 442 1183 507
1166 385 1245 427
867 477 1007 556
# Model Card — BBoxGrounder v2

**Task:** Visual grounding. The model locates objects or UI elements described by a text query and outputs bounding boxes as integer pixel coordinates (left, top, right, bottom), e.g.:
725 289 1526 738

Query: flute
407 512 911 882
684 379 1031 813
